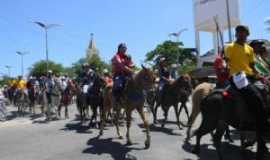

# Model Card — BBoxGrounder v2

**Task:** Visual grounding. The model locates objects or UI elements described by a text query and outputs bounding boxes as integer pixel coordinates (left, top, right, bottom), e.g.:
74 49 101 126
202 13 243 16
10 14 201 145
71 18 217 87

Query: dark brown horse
58 80 76 119
87 73 106 127
191 88 270 160
99 66 156 149
154 74 192 129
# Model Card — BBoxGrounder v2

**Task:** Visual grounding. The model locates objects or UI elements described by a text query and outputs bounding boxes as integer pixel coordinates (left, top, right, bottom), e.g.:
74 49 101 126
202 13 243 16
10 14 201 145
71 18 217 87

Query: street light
33 21 61 75
168 28 188 42
16 51 28 77
5 65 11 77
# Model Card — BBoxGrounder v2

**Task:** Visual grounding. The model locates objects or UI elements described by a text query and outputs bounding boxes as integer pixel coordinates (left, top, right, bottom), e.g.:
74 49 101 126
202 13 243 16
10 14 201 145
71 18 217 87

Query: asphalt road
0 103 268 160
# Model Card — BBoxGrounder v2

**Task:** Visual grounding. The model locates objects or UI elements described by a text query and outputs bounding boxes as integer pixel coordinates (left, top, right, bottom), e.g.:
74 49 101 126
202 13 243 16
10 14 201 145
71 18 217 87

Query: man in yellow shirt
225 25 270 137
225 26 258 78
15 76 26 90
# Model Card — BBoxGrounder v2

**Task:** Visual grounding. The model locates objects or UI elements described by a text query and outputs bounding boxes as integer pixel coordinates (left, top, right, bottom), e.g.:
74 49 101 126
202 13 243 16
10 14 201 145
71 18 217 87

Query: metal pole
45 28 49 76
226 0 233 42
5 66 11 77
21 54 24 77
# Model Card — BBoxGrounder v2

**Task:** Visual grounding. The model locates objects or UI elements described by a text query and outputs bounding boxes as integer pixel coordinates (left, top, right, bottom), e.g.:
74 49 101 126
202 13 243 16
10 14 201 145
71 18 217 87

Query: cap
118 43 127 50
249 40 265 47
235 25 250 35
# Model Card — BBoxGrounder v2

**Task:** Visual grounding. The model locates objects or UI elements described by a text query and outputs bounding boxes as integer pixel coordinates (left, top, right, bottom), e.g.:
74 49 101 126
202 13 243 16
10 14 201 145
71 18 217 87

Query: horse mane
171 74 191 87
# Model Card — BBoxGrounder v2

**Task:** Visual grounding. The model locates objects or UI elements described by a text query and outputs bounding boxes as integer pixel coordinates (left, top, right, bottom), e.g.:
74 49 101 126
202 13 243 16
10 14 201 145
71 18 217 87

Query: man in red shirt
111 43 134 100
214 53 230 88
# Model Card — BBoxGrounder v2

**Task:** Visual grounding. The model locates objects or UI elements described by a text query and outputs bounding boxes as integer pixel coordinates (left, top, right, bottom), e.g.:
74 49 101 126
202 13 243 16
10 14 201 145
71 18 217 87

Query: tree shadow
83 136 143 160
60 121 93 134
182 141 256 160
138 123 182 136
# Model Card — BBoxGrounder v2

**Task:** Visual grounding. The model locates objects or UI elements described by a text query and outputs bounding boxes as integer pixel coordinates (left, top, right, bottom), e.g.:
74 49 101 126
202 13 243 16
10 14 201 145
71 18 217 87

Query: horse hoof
145 140 150 149
126 141 133 146
99 131 103 136
191 147 200 154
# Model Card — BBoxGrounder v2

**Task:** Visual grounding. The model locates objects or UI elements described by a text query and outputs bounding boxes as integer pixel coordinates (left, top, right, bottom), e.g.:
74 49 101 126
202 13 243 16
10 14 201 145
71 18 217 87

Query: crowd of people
1 24 270 158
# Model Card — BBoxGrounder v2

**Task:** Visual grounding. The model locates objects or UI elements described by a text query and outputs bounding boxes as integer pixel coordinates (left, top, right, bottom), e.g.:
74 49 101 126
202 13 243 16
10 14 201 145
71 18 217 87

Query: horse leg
137 107 151 149
58 104 62 119
126 109 133 145
32 101 36 115
65 105 69 119
186 106 200 142
224 125 233 143
99 107 106 136
256 133 269 160
183 103 190 124
89 106 97 128
113 107 123 139
213 121 227 160
161 106 168 128
174 104 182 130
153 103 159 124
192 115 217 154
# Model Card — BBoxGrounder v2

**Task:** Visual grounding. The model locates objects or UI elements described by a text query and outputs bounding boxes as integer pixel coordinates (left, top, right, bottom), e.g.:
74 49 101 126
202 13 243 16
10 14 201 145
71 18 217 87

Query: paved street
0 103 267 160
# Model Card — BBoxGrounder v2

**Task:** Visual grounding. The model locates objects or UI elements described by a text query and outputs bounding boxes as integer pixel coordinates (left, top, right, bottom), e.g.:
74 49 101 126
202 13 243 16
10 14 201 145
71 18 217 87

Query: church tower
86 33 99 60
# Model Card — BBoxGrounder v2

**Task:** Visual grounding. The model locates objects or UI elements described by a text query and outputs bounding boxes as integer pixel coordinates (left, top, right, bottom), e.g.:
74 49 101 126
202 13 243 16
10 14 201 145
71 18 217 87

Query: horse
191 86 270 160
186 82 215 141
58 80 76 119
14 89 29 116
27 85 39 115
75 82 91 123
99 85 114 130
87 73 106 127
99 66 156 149
154 74 192 129
185 82 233 143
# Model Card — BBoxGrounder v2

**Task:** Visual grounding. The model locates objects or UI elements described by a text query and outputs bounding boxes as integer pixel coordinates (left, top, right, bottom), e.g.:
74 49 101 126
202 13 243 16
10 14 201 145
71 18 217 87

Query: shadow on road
5 111 18 121
182 141 255 160
61 121 93 134
138 123 182 136
30 113 44 120
83 136 143 160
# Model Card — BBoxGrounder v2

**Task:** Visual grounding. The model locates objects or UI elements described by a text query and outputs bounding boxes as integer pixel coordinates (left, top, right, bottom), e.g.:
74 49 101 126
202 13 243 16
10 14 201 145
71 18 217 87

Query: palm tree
264 17 270 31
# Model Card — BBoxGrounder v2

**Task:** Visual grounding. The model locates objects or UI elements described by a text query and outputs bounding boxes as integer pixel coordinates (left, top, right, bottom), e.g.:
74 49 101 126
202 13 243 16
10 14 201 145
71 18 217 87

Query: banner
193 0 240 32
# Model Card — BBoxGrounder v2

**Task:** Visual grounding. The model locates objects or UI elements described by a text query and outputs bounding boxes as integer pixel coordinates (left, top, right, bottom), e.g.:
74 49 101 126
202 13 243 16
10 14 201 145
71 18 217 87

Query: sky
0 0 269 77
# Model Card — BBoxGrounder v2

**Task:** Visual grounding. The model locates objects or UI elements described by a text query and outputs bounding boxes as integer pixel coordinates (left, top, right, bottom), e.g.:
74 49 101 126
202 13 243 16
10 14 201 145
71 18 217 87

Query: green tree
29 60 64 77
71 54 111 76
71 58 87 76
145 40 197 74
87 54 111 73
0 76 11 86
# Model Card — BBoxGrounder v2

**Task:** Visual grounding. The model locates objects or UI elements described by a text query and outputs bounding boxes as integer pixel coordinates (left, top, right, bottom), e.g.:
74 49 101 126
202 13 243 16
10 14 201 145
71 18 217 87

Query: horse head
174 74 192 93
135 65 156 90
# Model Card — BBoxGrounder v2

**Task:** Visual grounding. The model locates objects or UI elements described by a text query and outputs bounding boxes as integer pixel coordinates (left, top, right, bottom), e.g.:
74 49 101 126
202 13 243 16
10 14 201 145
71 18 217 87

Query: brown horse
99 66 156 149
154 74 192 129
58 80 76 119
99 85 114 130
186 82 215 141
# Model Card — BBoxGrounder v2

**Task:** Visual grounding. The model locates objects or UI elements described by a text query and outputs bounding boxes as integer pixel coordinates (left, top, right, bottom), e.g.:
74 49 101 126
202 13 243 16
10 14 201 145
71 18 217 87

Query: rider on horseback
224 25 270 135
111 43 134 101
102 69 113 87
14 76 27 97
77 63 96 94
157 57 172 97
